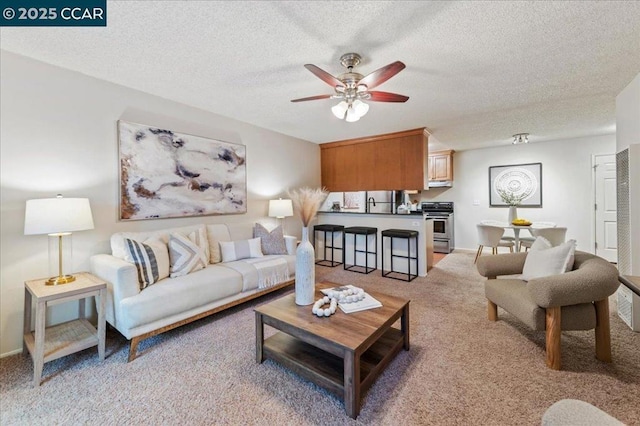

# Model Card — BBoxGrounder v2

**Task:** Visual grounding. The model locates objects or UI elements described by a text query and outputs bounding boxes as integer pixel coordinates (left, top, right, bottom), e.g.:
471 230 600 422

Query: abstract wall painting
118 121 247 220
489 162 542 207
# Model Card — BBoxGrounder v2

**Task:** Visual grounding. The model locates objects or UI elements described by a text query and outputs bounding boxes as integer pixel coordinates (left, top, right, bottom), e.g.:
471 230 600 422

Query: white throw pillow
529 236 552 251
522 239 577 281
124 237 170 290
168 231 208 278
220 237 264 262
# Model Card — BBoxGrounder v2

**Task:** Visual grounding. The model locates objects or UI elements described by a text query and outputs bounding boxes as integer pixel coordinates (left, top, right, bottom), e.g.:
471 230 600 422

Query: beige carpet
1 253 639 425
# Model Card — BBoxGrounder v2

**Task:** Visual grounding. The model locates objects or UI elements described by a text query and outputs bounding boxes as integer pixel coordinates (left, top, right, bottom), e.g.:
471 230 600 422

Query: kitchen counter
316 212 434 276
319 211 424 216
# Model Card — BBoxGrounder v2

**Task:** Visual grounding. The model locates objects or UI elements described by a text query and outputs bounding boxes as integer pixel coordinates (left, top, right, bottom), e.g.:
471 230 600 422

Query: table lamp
24 195 94 285
268 198 293 233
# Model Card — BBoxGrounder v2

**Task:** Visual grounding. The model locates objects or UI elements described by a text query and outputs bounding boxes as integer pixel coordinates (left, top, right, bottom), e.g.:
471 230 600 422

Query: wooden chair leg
492 247 497 255
474 245 483 264
594 299 612 363
546 307 561 370
488 300 498 321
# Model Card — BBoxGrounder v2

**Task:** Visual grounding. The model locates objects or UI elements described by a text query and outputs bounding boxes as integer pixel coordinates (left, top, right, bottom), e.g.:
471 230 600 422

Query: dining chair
532 227 567 246
480 220 516 243
519 222 557 251
475 224 515 263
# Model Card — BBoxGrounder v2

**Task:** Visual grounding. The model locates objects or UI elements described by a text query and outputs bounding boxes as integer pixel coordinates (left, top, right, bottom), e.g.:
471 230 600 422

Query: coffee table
255 282 410 419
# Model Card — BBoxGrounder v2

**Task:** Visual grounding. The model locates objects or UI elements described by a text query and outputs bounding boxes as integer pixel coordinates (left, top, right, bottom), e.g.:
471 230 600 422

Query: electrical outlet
473 200 480 206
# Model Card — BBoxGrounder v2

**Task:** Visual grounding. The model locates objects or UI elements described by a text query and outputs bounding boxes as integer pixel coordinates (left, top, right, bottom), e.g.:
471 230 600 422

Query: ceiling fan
291 53 409 122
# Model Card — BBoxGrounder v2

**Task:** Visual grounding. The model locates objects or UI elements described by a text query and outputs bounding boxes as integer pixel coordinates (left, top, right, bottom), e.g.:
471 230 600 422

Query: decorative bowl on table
511 219 532 226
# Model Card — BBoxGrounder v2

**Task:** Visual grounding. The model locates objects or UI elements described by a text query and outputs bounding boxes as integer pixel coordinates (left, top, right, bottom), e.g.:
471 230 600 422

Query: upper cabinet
320 128 429 192
428 150 454 182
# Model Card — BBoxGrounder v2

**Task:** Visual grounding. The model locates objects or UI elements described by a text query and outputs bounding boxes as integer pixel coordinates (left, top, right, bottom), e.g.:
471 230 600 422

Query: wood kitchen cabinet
321 128 429 191
428 150 454 182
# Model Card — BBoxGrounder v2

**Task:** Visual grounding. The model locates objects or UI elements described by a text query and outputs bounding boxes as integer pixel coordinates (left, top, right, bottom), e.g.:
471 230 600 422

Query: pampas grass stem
288 187 329 227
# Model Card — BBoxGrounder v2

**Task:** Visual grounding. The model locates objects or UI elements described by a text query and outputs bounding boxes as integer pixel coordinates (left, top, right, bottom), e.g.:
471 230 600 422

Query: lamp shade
331 101 349 119
24 196 94 235
268 199 293 218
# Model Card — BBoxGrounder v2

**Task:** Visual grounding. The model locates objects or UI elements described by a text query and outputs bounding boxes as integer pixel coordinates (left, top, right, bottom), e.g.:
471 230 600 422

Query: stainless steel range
421 202 454 254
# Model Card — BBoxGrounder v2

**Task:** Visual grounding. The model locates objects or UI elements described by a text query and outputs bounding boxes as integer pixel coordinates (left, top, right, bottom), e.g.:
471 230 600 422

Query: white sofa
90 222 295 361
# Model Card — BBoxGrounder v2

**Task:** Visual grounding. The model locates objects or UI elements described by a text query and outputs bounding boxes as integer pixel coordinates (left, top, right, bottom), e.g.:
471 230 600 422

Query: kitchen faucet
367 197 376 212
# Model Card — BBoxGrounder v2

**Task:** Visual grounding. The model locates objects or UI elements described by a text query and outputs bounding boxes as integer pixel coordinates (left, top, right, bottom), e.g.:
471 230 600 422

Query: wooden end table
255 282 410 419
23 272 107 386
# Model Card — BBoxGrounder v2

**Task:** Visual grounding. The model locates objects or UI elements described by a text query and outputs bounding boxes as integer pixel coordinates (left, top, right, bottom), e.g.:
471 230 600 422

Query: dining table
503 224 535 252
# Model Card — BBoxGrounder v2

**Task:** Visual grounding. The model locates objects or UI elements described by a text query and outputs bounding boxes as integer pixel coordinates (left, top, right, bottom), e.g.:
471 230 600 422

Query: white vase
295 226 315 305
508 205 518 223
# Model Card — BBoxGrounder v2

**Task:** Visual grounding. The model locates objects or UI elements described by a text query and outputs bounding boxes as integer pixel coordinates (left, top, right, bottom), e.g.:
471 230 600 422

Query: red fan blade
358 61 406 90
290 94 333 103
304 64 345 89
367 91 409 103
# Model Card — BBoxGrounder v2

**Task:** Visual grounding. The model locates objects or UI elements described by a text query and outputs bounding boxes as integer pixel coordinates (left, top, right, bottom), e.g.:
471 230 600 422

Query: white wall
0 51 321 356
616 72 640 275
420 135 616 251
616 73 640 152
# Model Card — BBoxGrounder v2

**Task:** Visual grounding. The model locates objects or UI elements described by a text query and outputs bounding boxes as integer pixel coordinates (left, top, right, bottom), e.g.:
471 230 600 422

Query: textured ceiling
2 1 639 151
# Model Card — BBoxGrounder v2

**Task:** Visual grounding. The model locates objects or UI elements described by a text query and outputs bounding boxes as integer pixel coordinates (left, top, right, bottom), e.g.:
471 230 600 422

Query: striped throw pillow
219 237 264 262
169 231 208 278
124 238 170 290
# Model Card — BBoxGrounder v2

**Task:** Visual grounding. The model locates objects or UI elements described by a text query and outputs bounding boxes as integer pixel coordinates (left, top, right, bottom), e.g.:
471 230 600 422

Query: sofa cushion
521 240 576 281
169 231 208 278
254 223 287 255
206 224 231 264
124 237 169 289
112 224 209 261
221 254 294 291
220 237 263 262
119 265 244 330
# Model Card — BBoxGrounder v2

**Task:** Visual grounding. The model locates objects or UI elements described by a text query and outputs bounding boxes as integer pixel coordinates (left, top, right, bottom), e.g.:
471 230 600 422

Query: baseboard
1 348 23 358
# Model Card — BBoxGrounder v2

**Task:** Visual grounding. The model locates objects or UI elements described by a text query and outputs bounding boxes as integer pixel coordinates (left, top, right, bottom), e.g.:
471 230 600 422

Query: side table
23 272 107 386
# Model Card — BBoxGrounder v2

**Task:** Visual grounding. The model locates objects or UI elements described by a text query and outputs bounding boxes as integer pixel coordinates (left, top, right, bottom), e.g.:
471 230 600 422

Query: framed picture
118 120 247 220
489 162 542 207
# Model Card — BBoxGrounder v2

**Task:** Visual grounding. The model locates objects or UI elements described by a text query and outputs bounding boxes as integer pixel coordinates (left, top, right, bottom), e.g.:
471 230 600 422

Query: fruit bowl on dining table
512 218 532 226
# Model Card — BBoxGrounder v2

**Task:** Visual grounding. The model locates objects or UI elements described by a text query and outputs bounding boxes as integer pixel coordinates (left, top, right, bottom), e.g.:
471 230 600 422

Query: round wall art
493 167 538 202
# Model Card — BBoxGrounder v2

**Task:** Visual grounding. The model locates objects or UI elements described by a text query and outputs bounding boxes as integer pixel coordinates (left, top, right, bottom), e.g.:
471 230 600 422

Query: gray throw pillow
254 223 287 255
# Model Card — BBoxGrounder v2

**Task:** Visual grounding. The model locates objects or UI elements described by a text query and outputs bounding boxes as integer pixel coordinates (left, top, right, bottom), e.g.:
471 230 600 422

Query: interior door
594 154 617 262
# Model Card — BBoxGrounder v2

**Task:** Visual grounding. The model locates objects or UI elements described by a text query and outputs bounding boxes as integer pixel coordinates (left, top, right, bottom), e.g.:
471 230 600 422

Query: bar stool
313 224 344 267
343 226 377 274
381 229 418 282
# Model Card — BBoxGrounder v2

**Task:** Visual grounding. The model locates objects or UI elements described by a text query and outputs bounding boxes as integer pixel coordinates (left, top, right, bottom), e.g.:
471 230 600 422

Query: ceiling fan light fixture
331 101 349 119
345 106 361 122
352 99 369 117
293 53 409 121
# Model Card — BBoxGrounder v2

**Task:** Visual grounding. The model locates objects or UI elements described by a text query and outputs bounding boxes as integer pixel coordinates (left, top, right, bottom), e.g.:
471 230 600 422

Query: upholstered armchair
476 251 619 370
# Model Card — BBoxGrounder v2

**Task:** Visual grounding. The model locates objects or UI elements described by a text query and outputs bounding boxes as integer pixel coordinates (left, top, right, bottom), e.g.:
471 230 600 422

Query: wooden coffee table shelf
255 282 410 419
